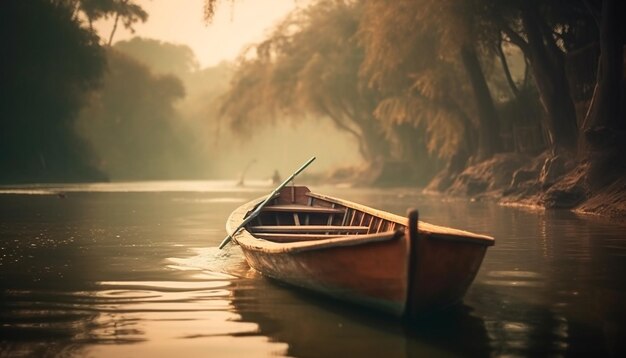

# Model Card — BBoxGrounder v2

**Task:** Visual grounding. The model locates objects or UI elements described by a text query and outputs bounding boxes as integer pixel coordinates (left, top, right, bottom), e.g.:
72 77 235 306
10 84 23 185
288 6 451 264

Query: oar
218 156 316 249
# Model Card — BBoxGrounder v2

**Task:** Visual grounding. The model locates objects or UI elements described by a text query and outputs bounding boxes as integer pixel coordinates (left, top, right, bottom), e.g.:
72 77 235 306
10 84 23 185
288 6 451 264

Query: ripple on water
97 280 231 291
483 270 546 288
0 279 261 351
0 245 259 353
171 197 248 204
487 271 543 279
165 246 249 278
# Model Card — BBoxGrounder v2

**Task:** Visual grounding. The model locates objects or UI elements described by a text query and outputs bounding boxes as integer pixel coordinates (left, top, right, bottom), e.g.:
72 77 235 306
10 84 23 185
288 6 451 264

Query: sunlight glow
94 0 301 68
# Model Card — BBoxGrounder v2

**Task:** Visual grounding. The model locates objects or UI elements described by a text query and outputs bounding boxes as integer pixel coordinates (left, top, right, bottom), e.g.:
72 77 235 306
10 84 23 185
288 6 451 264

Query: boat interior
245 188 405 243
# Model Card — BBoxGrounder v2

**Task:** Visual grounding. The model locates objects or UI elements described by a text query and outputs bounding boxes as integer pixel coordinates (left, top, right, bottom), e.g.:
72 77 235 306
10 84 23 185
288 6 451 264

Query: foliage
359 0 486 160
209 0 624 186
204 0 236 23
219 0 391 162
114 37 200 77
57 0 148 46
486 0 598 153
70 0 148 31
76 49 209 179
0 0 106 183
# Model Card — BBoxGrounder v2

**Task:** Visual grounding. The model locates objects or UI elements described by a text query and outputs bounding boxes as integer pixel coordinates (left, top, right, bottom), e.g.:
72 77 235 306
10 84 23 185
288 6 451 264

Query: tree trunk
460 45 501 161
584 0 624 135
356 113 391 162
392 124 439 185
496 41 520 98
521 6 579 155
108 0 130 46
321 102 390 164
583 0 626 186
108 13 121 46
320 104 371 162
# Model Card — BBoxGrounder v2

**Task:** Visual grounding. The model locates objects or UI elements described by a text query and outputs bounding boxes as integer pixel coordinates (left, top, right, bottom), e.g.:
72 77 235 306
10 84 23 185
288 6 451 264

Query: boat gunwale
306 192 494 245
226 189 494 253
226 196 405 254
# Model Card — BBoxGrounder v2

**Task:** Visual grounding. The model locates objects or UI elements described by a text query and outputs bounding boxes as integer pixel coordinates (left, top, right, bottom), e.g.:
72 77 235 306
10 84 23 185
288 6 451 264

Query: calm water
0 182 625 357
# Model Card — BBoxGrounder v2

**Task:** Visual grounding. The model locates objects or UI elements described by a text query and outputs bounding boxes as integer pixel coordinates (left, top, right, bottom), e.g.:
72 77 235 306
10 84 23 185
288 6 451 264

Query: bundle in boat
225 186 494 318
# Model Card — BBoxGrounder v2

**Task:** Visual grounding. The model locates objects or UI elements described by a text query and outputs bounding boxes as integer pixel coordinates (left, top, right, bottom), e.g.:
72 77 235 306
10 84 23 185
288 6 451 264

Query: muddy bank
424 152 626 219
306 153 626 219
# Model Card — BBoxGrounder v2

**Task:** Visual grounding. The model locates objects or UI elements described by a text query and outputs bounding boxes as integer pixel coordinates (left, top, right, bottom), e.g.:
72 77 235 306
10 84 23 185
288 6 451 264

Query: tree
68 0 147 44
584 0 625 134
0 0 106 183
219 0 392 164
494 0 595 155
105 0 147 45
76 49 206 179
581 0 626 185
437 0 503 160
114 37 200 77
207 0 626 193
359 0 498 165
204 0 230 22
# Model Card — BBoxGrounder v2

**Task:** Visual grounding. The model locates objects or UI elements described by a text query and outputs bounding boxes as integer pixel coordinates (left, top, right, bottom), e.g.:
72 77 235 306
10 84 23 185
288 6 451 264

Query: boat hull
226 186 493 317
241 235 410 316
408 234 488 314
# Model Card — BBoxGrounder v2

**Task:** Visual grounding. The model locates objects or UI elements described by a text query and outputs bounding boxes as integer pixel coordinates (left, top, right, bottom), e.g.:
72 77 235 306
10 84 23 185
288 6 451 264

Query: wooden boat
225 186 494 318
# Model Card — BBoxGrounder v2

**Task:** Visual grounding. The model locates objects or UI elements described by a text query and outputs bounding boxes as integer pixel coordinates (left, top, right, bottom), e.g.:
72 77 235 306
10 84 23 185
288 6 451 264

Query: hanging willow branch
204 0 236 23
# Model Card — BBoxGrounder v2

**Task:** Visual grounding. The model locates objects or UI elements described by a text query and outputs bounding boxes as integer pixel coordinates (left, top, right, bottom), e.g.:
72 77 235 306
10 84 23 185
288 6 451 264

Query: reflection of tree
470 207 626 356
230 277 490 357
479 294 571 356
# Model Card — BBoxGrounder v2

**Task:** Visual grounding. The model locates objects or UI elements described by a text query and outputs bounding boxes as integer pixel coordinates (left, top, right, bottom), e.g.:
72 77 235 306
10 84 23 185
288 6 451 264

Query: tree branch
501 26 530 54
108 0 129 46
496 39 520 97
317 101 367 158
583 0 601 29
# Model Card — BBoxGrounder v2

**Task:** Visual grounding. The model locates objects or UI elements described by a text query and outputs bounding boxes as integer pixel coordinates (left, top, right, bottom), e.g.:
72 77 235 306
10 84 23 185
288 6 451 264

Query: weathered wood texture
241 236 410 316
225 186 494 316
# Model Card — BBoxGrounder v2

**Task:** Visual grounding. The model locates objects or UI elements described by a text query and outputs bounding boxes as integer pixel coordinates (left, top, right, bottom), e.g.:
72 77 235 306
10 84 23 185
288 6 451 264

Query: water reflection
0 188 283 357
468 205 626 357
0 183 625 357
229 275 491 357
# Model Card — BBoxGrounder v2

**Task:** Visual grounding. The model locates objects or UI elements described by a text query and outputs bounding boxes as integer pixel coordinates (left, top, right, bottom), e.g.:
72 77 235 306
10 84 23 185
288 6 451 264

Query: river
0 181 625 357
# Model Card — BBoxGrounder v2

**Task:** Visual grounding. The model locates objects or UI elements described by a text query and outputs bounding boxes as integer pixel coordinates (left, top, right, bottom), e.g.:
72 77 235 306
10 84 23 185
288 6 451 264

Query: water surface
0 182 625 357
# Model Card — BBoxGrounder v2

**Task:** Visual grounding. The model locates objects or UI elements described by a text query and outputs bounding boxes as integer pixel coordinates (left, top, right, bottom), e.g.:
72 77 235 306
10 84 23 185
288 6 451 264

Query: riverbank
318 153 626 220
425 152 626 220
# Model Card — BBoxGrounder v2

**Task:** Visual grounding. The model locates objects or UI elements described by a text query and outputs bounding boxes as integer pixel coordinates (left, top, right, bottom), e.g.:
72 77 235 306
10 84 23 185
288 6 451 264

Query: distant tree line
0 0 218 183
0 0 106 183
78 37 219 180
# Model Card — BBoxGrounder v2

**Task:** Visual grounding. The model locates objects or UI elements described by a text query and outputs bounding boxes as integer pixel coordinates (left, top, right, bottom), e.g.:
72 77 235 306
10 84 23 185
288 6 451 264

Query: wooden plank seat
249 225 369 234
251 230 403 243
261 205 344 214
251 233 343 242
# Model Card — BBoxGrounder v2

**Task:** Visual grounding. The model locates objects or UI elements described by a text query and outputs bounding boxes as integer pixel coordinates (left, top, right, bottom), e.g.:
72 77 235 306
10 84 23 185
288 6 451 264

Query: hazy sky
95 0 300 68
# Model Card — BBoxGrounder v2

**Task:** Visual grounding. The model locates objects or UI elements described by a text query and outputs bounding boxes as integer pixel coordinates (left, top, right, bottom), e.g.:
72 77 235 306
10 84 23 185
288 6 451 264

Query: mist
2 2 626 356
74 36 360 182
2 0 625 213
